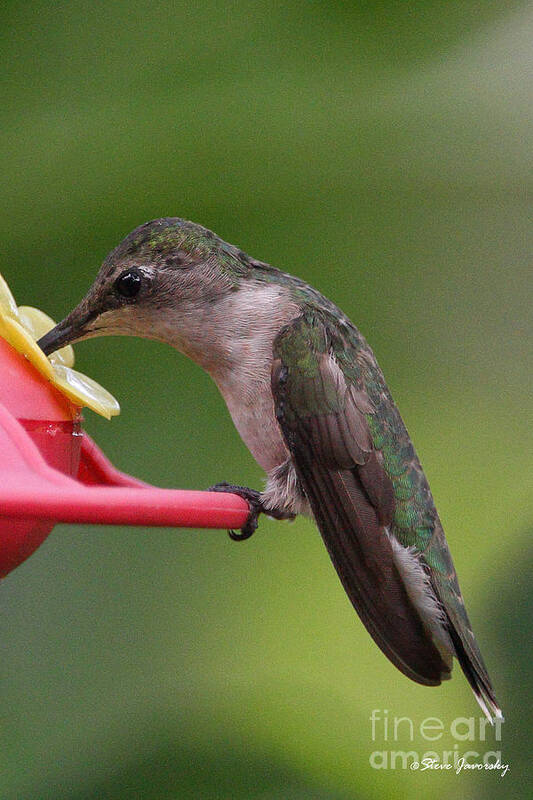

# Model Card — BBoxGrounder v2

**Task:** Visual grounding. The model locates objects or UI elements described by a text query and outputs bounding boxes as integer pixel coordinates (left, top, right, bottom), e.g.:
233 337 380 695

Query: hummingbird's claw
208 482 263 542
227 517 258 541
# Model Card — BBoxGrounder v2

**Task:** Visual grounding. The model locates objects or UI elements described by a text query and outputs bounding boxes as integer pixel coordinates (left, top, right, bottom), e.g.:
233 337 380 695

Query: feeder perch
0 283 249 579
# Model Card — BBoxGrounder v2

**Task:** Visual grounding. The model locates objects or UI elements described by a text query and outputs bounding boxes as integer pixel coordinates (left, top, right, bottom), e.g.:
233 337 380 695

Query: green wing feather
272 310 501 719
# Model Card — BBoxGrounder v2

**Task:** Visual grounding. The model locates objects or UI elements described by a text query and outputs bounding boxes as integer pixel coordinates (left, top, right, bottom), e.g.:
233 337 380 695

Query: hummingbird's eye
115 269 142 299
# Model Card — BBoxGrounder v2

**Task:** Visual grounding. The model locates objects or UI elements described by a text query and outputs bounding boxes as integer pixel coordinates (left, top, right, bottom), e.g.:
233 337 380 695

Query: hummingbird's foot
208 482 290 541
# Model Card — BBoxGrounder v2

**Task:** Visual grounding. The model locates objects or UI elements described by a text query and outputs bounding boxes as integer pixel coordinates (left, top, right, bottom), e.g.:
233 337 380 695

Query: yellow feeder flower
0 274 120 420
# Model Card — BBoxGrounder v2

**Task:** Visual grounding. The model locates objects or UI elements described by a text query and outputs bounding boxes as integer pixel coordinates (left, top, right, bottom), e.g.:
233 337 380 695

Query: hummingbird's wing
272 312 501 718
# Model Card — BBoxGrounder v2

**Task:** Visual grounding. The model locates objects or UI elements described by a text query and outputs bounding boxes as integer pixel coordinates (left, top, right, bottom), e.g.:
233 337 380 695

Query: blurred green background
1 1 531 797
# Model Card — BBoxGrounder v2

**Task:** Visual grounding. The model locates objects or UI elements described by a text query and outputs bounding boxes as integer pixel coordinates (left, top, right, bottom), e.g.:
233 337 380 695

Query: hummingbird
38 217 502 722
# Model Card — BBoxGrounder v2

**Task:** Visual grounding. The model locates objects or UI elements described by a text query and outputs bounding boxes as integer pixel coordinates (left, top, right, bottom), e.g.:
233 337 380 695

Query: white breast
210 282 300 472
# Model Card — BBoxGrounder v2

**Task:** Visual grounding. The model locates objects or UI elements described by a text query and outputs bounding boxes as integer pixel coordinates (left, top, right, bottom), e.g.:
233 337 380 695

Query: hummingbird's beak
38 310 94 356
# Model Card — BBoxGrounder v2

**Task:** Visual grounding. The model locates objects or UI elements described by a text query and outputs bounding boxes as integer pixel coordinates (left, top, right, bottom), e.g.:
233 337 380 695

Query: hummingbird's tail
427 537 503 724
446 617 504 724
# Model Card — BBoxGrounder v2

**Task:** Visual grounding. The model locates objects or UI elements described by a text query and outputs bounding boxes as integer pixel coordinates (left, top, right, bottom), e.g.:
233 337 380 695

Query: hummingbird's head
38 218 250 358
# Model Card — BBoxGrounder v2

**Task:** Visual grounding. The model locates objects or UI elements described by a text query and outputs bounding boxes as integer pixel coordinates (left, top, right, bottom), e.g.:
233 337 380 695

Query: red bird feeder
0 326 249 579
